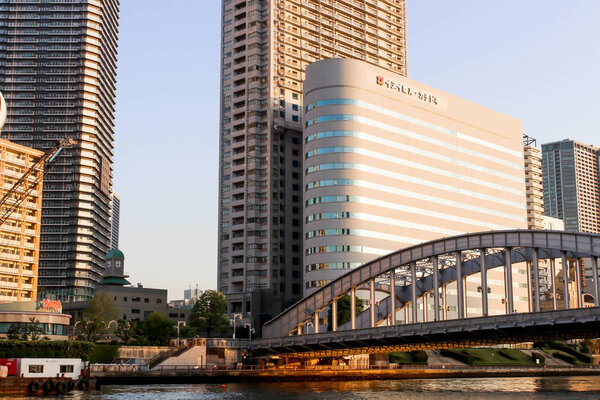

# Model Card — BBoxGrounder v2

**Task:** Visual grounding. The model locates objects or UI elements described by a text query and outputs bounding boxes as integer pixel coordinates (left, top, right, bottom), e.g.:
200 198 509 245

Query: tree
114 319 134 345
85 291 118 322
26 317 45 341
80 316 105 343
327 294 364 331
189 290 229 337
79 291 119 342
7 323 22 340
143 312 175 345
6 318 45 341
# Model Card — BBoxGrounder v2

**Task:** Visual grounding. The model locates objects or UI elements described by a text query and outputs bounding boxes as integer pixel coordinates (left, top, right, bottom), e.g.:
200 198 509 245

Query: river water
54 376 600 399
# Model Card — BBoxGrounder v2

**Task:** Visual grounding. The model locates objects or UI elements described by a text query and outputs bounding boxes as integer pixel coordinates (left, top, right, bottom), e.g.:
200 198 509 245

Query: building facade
542 140 600 233
0 301 71 340
218 0 408 326
302 58 529 315
110 192 120 249
0 0 121 301
64 249 191 322
0 100 44 303
524 134 544 229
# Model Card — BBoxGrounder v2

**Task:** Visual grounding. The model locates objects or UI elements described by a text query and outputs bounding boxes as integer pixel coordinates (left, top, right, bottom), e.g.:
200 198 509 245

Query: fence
90 363 600 375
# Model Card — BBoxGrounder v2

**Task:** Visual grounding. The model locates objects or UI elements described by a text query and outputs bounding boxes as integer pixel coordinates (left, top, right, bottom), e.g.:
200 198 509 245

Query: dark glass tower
542 139 600 233
0 0 120 300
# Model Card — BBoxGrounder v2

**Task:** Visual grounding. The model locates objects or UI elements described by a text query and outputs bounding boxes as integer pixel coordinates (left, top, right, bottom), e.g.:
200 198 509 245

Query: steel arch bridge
252 230 600 356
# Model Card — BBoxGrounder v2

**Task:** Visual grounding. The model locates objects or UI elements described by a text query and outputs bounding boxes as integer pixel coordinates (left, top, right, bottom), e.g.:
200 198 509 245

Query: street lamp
176 321 186 347
305 320 314 334
72 321 82 338
231 313 242 339
244 323 255 340
106 320 117 345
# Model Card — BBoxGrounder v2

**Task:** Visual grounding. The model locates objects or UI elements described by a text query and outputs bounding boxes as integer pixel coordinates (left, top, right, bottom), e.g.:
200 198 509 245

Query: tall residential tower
523 134 544 230
218 0 407 326
0 0 120 300
542 140 600 233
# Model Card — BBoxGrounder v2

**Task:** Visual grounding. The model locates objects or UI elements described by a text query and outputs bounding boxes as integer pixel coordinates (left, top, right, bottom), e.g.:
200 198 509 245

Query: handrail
90 363 600 375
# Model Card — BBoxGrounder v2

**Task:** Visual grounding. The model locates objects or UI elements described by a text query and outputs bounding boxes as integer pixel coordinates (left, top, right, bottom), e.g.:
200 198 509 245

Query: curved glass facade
305 98 522 158
302 59 527 302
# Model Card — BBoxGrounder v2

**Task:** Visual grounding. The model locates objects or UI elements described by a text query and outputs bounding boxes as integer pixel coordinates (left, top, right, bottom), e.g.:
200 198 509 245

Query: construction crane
0 138 76 227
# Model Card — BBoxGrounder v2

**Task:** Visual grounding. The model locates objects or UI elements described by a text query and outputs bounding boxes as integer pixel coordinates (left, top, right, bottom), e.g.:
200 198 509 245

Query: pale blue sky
113 1 600 300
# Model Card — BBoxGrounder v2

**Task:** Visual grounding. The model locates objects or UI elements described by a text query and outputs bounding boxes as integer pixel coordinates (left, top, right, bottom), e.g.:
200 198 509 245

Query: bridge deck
251 308 600 357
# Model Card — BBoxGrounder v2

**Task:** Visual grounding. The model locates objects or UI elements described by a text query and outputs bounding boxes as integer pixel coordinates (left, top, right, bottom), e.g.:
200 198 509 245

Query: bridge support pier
370 279 376 328
456 252 464 319
480 248 488 317
550 258 557 310
442 284 448 320
562 251 570 310
390 266 396 325
351 287 356 330
532 248 541 312
593 256 600 307
411 262 418 323
332 299 338 332
505 247 514 314
433 256 440 321
575 257 583 308
526 260 533 312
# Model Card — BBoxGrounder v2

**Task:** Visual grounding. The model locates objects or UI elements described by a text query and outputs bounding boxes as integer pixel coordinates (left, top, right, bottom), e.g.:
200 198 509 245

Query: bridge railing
90 363 600 375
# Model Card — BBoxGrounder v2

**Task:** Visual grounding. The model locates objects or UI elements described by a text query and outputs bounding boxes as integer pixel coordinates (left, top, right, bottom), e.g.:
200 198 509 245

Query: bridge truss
253 230 600 357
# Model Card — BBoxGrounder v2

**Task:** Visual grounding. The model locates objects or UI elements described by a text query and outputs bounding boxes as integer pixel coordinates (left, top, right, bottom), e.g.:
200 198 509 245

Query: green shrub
531 352 545 365
553 351 576 364
440 348 477 364
561 346 593 364
411 350 428 364
89 344 120 364
0 340 94 360
499 349 519 361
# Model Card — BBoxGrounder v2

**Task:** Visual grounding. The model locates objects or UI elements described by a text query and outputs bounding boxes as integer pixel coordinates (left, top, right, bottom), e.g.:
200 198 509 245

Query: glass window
29 365 44 373
60 365 74 373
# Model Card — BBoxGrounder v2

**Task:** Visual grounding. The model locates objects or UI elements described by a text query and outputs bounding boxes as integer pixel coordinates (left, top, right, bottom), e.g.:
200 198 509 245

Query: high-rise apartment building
110 192 120 249
0 0 120 300
217 0 408 326
302 59 529 316
542 140 600 233
523 134 544 229
0 92 44 303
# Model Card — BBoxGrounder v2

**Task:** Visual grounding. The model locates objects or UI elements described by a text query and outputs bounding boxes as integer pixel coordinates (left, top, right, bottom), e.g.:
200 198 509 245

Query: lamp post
176 321 186 347
106 320 117 345
72 321 82 339
305 320 314 334
231 313 242 339
244 323 255 341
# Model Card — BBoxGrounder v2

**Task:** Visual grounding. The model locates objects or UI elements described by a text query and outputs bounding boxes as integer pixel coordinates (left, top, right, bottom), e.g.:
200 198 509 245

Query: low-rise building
63 249 190 323
0 300 70 340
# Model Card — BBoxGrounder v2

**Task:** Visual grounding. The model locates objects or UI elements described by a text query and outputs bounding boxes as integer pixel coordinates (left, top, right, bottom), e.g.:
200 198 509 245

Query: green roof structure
98 276 131 286
106 249 125 259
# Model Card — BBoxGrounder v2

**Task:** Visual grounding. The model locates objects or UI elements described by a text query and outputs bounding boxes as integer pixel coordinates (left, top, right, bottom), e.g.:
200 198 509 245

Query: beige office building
218 0 408 324
0 93 43 303
303 59 529 315
524 134 545 229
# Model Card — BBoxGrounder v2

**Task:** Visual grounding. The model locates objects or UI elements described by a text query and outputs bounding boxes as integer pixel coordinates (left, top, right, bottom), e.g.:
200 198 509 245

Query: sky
113 1 600 300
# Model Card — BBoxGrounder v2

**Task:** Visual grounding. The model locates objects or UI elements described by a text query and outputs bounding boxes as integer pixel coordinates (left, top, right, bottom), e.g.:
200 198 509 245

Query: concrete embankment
94 367 600 385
